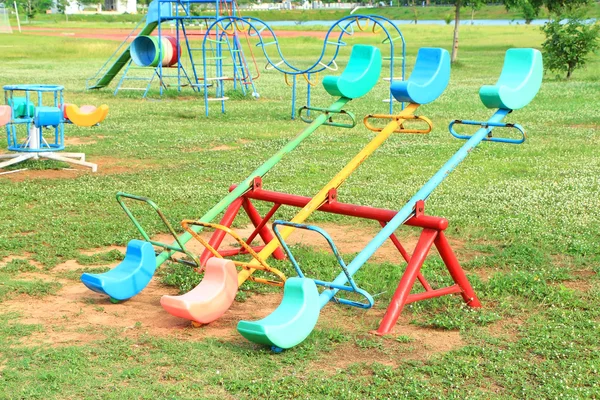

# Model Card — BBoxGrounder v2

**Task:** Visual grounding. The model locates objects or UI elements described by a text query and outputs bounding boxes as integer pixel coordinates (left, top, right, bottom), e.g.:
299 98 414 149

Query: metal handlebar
449 119 526 144
298 106 357 129
363 113 433 134
115 192 199 267
272 220 374 309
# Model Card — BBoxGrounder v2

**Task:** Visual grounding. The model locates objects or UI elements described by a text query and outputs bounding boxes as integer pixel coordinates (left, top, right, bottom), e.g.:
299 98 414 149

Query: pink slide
160 258 238 325
0 106 11 127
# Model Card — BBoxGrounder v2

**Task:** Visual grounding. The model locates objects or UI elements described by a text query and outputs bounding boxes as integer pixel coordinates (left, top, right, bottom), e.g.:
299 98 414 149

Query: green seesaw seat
479 48 543 110
322 45 382 99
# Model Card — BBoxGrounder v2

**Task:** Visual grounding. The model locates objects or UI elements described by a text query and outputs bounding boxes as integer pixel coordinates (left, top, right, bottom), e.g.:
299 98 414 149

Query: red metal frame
204 178 480 333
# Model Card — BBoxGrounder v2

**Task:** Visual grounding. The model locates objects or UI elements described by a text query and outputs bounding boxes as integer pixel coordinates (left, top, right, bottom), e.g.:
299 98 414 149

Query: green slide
87 21 158 90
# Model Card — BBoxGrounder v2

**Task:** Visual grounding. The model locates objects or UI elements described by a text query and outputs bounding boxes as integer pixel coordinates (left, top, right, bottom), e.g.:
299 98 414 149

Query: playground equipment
159 47 446 326
86 0 260 107
237 48 543 350
80 44 382 303
86 0 406 118
0 85 108 173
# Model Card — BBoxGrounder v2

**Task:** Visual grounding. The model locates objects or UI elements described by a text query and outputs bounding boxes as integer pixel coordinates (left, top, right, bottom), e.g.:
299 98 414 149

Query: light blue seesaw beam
238 48 543 351
320 47 544 307
318 109 509 307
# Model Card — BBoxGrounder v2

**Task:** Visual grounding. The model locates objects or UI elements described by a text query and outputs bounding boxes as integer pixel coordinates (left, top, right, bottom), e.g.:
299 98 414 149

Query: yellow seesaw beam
236 102 431 285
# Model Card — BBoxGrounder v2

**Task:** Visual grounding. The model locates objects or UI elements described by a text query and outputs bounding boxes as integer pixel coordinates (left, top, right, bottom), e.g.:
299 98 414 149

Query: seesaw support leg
435 231 481 308
376 228 438 335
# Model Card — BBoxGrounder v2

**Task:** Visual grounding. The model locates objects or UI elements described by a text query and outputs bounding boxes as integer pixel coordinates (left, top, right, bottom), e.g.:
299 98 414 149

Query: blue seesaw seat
479 48 543 110
322 45 382 99
390 47 451 105
81 240 157 301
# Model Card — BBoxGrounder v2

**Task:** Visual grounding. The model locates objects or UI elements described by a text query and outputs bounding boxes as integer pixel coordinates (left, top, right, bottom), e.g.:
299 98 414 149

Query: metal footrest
272 220 374 309
363 113 433 134
449 119 526 144
297 106 357 128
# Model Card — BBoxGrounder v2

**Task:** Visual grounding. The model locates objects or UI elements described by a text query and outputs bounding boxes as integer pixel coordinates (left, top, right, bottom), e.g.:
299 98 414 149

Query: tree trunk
451 0 461 63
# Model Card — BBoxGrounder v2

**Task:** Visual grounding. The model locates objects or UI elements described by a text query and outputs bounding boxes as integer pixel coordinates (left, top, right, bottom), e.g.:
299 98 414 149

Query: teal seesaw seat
237 278 320 349
390 47 450 105
81 240 157 301
479 48 543 110
322 45 382 99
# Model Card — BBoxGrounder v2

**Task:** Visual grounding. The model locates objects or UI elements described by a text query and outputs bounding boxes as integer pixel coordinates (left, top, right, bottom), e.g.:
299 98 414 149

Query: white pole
13 1 20 33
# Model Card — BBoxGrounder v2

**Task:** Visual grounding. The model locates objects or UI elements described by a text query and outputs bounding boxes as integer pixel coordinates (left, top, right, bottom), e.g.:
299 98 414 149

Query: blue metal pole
318 108 510 308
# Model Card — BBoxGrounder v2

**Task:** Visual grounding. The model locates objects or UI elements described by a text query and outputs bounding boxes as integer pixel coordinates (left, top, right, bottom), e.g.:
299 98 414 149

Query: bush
541 15 600 79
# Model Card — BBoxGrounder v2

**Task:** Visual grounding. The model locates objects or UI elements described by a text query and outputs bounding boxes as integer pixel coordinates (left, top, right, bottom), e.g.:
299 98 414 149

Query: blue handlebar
449 119 526 144
272 220 374 309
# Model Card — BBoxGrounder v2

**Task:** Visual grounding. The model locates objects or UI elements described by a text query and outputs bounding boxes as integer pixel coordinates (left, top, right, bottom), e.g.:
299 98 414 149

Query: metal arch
201 15 405 78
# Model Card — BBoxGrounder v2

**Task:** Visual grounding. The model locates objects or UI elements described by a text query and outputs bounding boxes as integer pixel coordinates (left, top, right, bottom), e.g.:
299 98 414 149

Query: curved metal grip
115 192 199 267
449 119 526 144
181 220 286 286
272 220 374 309
363 113 433 134
298 106 357 129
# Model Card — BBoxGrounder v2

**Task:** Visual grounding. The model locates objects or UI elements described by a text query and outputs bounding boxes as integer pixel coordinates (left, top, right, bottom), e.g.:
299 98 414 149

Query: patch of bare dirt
78 245 126 257
485 316 525 341
0 255 43 269
209 145 234 151
1 221 480 350
0 155 156 182
3 273 288 348
1 168 84 182
94 156 156 175
63 137 100 146
313 308 465 372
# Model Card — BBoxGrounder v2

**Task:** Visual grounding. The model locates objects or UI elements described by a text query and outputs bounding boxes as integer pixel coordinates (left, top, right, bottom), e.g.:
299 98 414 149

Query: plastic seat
81 240 157 301
390 47 450 105
479 48 543 110
160 258 238 325
237 277 320 349
65 104 109 127
0 105 10 127
322 45 382 100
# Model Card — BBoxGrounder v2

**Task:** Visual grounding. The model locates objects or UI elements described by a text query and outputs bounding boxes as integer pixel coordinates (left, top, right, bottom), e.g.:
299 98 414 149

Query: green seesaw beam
80 44 383 302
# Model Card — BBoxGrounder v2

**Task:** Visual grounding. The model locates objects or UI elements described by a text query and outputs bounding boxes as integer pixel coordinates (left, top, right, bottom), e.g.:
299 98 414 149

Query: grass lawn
0 24 599 398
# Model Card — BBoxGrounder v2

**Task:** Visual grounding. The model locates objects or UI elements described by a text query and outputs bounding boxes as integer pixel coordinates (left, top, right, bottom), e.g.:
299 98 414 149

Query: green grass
0 24 599 398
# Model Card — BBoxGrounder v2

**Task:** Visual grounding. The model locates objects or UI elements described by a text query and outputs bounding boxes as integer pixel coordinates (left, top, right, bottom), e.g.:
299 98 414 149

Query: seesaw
80 44 382 303
0 85 108 173
237 48 544 350
160 47 448 326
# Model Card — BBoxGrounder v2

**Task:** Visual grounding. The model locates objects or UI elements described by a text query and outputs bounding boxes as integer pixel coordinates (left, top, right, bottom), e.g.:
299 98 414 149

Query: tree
502 0 592 20
541 13 600 79
450 0 484 63
501 0 597 79
14 0 52 18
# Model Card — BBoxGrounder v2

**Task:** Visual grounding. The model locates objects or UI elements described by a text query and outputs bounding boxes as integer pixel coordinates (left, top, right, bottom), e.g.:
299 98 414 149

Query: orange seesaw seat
65 104 109 127
160 258 238 325
0 105 11 127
